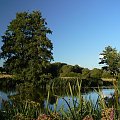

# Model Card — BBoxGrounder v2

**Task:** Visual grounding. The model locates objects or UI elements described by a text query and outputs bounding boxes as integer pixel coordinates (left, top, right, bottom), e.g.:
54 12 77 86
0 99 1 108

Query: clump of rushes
58 80 101 120
1 99 42 120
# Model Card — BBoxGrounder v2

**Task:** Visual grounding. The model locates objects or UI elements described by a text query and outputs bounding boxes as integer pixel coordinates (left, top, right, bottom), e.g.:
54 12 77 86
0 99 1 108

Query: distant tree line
46 62 114 80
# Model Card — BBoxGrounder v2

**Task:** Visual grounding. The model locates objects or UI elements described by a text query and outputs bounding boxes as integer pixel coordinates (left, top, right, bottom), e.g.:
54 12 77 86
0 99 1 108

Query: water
83 88 114 103
0 88 17 109
44 88 114 111
0 91 8 109
0 87 114 111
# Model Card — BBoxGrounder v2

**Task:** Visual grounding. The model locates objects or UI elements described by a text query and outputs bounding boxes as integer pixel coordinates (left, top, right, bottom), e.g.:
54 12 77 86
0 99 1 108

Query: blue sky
1 0 120 69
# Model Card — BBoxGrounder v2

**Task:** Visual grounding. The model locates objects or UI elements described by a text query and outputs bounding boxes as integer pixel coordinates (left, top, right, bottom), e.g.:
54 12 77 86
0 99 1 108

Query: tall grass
1 99 42 120
57 80 101 120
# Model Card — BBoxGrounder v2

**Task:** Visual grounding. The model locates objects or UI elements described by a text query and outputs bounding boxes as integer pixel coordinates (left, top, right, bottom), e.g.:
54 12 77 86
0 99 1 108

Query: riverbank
0 74 114 89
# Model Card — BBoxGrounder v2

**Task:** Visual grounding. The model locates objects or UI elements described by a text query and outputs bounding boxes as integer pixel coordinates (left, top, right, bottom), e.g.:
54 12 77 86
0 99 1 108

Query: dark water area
0 89 16 109
0 86 115 111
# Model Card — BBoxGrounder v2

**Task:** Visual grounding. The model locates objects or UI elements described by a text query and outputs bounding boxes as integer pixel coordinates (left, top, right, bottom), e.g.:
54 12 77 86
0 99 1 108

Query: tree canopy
0 11 53 83
90 68 102 79
99 46 120 78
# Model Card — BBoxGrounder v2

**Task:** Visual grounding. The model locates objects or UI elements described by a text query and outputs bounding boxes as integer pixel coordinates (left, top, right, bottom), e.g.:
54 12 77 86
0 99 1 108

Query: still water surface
0 88 114 110
45 88 114 111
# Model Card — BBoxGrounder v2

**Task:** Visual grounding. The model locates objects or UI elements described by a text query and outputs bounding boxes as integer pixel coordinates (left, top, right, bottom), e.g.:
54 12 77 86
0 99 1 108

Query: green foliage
72 65 83 73
60 72 81 77
0 67 5 73
90 68 102 79
60 65 74 76
0 11 53 84
81 68 90 80
1 99 42 120
0 78 17 88
99 46 120 78
102 70 112 78
59 64 82 77
118 73 120 81
48 62 67 78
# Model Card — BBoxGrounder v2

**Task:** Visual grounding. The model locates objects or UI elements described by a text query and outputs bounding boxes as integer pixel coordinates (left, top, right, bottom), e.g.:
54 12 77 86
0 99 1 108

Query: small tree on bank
99 46 120 79
0 11 53 84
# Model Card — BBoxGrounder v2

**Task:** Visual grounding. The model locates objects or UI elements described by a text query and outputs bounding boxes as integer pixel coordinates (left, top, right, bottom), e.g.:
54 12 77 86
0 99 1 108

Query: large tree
99 46 120 79
0 11 53 83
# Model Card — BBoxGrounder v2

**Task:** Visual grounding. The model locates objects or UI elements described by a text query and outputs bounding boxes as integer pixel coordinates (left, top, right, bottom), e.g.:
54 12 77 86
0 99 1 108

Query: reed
1 99 42 120
58 80 101 120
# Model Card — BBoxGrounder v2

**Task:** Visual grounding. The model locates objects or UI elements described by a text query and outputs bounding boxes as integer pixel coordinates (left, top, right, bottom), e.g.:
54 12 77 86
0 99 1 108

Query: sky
1 0 120 69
